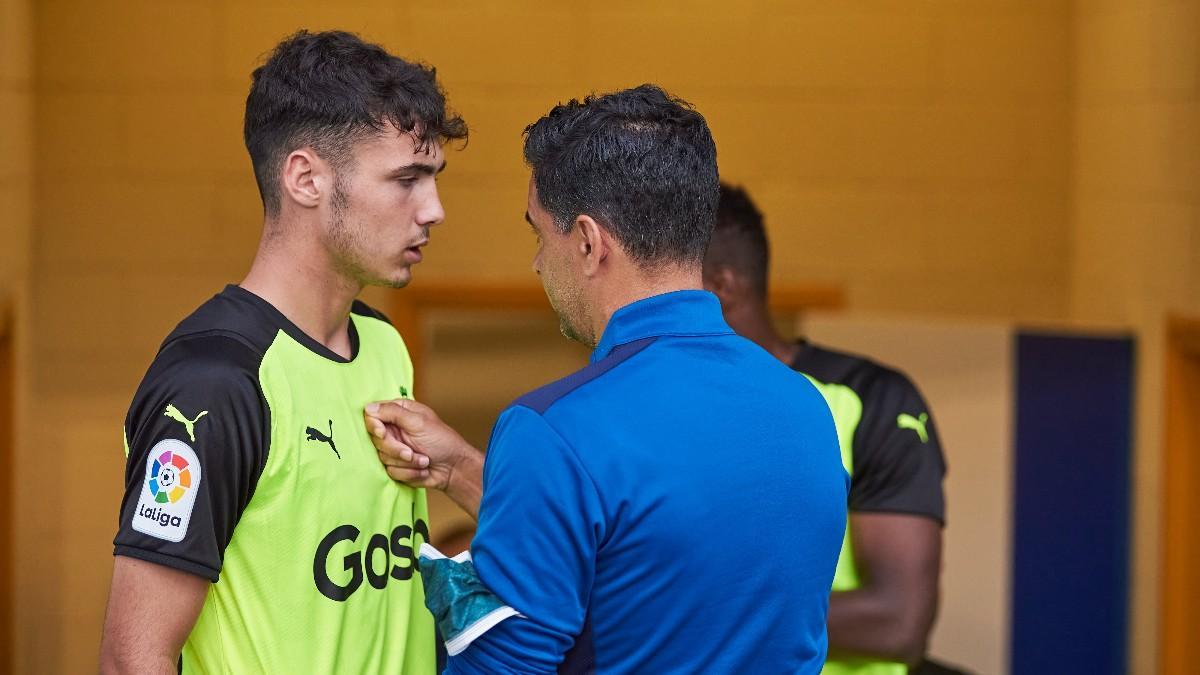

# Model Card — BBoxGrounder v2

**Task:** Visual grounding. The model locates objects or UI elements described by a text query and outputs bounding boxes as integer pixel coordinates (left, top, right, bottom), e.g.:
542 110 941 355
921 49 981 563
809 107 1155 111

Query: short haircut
522 84 719 268
708 183 770 298
244 30 468 217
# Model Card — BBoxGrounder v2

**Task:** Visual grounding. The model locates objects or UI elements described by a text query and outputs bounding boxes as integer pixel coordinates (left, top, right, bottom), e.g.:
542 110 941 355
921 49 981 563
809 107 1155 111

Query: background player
99 30 466 673
703 184 948 675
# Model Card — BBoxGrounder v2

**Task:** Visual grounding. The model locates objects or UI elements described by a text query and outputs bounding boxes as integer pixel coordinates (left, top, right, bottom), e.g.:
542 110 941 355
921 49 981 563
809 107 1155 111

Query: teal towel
419 543 522 655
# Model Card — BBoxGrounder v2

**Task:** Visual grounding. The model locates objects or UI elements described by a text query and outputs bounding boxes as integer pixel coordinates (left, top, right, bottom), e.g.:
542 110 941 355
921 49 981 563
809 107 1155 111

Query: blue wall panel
1011 333 1133 675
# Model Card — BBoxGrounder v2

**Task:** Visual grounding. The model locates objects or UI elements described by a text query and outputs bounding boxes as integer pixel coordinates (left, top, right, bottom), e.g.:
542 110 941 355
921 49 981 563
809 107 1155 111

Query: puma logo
306 420 340 459
897 412 929 444
164 404 208 442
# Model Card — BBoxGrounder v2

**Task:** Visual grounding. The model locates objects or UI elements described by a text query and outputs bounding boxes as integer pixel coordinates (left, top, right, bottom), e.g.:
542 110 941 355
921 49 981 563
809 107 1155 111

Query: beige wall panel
802 314 1014 675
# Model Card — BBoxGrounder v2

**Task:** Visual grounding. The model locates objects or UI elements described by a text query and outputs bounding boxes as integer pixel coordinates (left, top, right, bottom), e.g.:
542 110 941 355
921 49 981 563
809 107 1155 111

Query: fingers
384 464 433 487
371 430 430 468
377 447 430 470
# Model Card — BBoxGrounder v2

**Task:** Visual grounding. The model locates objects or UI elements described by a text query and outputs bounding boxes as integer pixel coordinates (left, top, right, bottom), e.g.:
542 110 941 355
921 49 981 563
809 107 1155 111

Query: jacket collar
591 290 734 363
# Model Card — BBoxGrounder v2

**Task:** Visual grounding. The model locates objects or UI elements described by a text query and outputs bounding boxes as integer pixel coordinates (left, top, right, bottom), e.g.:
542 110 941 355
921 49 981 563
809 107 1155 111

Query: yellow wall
416 1 1074 320
1072 2 1200 673
10 0 1186 672
0 0 31 292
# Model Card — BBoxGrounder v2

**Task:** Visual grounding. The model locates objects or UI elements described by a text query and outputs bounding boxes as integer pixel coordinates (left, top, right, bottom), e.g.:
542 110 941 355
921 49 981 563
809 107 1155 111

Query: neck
240 222 362 358
725 301 799 365
588 264 703 345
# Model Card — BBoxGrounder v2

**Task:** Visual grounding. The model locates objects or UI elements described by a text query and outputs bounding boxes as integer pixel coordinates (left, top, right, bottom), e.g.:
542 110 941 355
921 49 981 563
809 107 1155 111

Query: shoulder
134 288 280 409
511 336 658 415
796 341 923 400
147 333 265 388
129 332 267 435
163 286 285 359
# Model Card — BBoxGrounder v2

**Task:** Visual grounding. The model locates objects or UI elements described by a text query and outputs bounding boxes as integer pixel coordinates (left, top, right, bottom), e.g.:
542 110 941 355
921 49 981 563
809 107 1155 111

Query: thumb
365 399 431 433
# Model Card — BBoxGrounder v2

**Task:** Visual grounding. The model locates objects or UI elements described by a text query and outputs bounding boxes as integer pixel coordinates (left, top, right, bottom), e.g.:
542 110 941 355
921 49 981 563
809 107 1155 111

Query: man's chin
558 317 595 349
363 268 413 290
390 264 418 288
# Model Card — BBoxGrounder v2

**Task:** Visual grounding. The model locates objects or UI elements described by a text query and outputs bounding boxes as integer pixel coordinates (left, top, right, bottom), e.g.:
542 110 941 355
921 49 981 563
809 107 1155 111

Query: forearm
827 589 933 666
445 446 484 520
99 647 180 675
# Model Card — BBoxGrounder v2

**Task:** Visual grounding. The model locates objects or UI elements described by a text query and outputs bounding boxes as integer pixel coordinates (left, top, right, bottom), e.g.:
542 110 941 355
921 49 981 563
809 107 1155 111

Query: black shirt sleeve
113 333 270 581
847 368 947 524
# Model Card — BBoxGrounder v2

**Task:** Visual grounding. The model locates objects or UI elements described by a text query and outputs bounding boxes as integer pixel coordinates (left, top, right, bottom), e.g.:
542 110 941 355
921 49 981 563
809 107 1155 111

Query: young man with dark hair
704 183 947 675
99 30 466 673
366 85 849 673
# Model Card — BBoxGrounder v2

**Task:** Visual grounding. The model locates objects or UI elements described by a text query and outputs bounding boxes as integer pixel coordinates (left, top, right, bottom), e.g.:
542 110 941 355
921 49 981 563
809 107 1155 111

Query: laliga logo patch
131 439 202 542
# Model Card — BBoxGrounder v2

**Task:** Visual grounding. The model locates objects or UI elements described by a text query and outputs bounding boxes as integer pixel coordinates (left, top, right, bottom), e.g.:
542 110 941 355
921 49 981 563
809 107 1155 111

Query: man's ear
280 148 324 209
706 265 743 308
575 214 610 277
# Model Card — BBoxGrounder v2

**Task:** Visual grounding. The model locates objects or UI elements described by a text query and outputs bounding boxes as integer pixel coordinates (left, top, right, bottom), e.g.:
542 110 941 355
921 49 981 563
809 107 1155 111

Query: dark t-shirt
792 340 946 523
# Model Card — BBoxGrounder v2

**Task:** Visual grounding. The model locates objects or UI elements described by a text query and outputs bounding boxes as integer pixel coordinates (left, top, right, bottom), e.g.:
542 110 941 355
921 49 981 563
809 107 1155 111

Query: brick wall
0 0 30 291
1072 2 1200 673
18 1 1080 671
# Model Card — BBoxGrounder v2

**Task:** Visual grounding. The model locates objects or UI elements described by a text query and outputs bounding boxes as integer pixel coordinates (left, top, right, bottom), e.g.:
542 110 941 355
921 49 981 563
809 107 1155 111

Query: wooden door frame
0 299 11 670
1161 315 1200 673
389 281 844 396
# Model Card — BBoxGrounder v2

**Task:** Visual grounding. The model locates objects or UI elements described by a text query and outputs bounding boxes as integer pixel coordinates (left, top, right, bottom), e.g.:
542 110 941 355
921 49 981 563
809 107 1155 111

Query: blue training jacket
449 290 849 674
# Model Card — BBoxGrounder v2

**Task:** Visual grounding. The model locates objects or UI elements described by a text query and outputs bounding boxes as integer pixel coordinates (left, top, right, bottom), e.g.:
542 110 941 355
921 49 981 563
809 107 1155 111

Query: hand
364 399 433 487
363 400 483 517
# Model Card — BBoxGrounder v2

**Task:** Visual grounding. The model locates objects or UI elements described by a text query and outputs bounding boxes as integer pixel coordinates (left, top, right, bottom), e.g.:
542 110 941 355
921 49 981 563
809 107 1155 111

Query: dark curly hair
707 183 770 299
244 30 468 217
523 84 719 268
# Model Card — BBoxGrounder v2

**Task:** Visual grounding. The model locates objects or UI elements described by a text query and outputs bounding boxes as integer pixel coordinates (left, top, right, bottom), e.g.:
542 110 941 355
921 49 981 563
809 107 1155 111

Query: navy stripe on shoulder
514 337 657 415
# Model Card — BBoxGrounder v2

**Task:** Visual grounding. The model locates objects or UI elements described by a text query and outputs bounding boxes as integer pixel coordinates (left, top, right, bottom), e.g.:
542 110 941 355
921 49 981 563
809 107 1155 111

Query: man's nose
418 185 446 228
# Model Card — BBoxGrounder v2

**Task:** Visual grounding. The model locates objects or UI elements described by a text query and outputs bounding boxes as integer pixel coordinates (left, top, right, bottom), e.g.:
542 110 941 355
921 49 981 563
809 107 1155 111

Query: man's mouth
403 240 428 263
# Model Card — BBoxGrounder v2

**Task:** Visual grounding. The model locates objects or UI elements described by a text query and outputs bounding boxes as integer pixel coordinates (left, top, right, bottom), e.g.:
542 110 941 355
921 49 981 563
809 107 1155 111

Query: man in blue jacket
366 84 848 674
